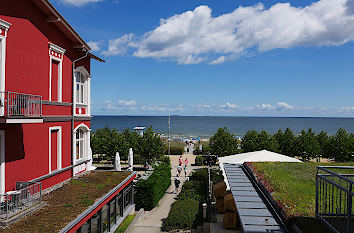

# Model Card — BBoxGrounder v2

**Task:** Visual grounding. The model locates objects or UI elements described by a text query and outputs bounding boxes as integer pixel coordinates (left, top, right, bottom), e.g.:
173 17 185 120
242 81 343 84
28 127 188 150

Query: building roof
2 171 134 233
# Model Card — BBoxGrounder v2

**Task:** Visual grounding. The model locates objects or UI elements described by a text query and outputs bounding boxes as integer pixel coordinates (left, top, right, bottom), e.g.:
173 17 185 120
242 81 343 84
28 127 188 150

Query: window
76 129 84 160
75 71 85 104
49 43 65 102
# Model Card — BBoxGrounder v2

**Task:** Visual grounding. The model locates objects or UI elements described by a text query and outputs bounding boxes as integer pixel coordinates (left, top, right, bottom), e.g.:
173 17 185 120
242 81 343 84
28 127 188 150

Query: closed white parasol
115 152 121 171
128 148 133 171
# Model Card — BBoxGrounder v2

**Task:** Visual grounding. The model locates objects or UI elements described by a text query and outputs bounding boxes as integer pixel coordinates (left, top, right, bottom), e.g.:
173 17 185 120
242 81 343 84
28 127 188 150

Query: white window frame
73 123 90 164
0 19 11 117
75 71 85 104
49 126 62 174
74 66 91 116
49 43 65 102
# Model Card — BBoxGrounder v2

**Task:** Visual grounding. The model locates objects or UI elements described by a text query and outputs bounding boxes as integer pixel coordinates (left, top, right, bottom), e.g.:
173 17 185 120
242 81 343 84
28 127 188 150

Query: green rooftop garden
249 162 354 218
2 171 131 233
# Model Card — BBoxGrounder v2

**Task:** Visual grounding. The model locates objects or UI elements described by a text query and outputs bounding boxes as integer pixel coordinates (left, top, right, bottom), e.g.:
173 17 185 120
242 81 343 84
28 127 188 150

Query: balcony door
0 130 5 195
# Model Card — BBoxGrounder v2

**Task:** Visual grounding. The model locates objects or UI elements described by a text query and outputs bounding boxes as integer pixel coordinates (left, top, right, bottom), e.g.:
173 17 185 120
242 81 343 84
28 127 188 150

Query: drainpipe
71 51 88 177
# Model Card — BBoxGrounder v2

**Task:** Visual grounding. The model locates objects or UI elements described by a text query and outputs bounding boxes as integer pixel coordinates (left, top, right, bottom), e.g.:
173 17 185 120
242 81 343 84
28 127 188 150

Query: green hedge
178 180 207 203
135 161 171 210
163 199 199 231
163 168 223 231
195 156 204 166
165 145 184 155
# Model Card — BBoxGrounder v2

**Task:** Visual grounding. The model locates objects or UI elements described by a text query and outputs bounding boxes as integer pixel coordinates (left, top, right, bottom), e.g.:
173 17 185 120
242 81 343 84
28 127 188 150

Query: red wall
0 0 93 192
0 0 91 104
42 104 72 116
0 122 72 191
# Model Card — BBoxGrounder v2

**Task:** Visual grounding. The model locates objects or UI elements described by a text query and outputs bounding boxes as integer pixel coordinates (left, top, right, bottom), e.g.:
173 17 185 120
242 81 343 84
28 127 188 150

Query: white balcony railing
0 91 42 117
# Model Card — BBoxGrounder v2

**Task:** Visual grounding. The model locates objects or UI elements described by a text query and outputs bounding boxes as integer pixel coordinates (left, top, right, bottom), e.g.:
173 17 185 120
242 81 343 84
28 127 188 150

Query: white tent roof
219 150 302 164
219 150 302 190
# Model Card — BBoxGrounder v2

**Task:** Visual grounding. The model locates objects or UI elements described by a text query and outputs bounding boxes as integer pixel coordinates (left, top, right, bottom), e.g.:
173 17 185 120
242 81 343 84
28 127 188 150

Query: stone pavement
129 154 197 233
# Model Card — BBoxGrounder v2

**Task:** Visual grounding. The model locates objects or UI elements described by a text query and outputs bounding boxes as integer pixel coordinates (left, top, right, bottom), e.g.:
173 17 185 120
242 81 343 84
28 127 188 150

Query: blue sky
51 0 354 117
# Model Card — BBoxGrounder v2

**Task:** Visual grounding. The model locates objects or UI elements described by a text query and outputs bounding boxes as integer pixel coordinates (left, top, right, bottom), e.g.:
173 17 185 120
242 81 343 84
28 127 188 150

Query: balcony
0 181 42 224
0 92 42 122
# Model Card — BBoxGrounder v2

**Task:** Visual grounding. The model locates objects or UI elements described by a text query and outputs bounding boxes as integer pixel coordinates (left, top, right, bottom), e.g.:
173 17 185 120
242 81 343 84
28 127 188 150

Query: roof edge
33 0 91 51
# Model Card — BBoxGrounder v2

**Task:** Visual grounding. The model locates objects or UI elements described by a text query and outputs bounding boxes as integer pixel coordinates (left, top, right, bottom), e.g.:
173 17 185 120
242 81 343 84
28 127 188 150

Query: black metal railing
0 91 42 117
316 166 354 233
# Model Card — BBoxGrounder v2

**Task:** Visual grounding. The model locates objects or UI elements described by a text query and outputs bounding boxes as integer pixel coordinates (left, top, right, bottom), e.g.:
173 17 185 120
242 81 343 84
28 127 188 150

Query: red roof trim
32 0 91 51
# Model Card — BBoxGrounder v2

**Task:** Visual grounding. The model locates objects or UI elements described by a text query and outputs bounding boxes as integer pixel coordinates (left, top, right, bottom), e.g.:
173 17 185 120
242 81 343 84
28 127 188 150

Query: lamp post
168 115 171 157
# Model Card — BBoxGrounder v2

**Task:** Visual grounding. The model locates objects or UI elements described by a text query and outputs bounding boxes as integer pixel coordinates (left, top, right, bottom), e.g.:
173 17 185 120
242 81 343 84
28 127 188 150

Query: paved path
130 154 197 233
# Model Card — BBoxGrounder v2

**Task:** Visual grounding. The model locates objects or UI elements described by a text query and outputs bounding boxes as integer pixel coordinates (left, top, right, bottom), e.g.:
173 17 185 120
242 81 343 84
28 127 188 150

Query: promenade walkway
129 154 196 233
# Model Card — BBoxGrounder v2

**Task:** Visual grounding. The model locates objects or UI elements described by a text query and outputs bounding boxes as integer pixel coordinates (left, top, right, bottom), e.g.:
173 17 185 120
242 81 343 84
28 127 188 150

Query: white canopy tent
219 150 302 190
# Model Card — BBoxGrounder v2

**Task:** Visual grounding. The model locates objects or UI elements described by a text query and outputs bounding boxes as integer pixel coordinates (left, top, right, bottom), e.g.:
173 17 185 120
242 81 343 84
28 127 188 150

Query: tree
257 130 278 152
112 129 129 161
138 127 165 162
209 127 239 156
297 128 321 161
241 130 259 152
90 126 115 159
122 129 140 153
328 128 353 162
316 131 330 158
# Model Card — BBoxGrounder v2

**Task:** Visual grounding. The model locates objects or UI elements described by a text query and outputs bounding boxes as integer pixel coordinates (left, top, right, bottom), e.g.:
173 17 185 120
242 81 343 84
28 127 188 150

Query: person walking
174 176 180 194
184 158 188 166
184 165 188 177
179 156 183 166
177 165 182 177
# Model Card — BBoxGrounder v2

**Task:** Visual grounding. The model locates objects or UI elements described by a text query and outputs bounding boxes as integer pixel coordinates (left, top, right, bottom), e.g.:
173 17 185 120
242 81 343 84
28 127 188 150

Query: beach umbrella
114 152 121 171
128 148 133 171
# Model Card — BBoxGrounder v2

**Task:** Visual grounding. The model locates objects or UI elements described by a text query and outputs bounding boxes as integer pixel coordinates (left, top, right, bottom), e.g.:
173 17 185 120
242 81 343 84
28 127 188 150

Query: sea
91 116 354 139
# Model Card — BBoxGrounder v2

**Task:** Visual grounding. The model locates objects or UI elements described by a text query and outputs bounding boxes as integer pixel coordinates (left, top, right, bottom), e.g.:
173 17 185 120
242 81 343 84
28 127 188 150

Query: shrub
195 156 204 166
159 155 171 164
165 141 185 155
135 161 171 210
190 168 223 184
166 145 184 155
163 199 199 231
178 180 207 203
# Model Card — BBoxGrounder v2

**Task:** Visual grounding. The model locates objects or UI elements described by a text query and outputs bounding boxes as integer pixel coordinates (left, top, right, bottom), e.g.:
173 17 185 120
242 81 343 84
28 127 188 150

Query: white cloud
277 102 295 110
60 0 103 7
118 99 136 106
105 0 354 64
96 100 351 116
209 56 226 65
102 34 134 56
340 106 354 112
256 104 275 110
87 41 102 52
101 99 137 111
140 104 184 112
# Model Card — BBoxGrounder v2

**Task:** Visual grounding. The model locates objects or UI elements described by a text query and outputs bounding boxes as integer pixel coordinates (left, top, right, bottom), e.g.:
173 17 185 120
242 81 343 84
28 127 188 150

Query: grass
250 162 354 217
1 171 131 233
114 215 135 233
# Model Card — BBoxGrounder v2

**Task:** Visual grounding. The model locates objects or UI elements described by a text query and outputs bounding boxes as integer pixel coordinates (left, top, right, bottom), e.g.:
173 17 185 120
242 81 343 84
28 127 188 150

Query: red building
0 0 104 195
